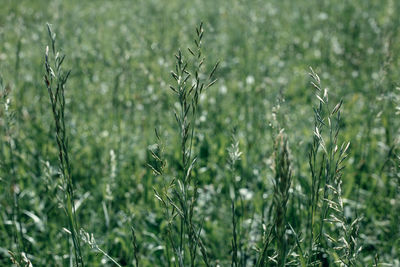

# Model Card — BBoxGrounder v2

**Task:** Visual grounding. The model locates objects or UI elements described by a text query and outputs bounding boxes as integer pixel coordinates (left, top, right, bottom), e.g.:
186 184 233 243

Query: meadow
1 0 399 266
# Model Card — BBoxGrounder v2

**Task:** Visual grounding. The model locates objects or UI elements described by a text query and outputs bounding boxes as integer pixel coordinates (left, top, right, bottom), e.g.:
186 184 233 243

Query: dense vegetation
1 0 400 266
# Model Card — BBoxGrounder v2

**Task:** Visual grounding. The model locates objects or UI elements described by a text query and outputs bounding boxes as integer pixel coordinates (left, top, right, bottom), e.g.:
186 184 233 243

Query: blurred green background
1 0 399 265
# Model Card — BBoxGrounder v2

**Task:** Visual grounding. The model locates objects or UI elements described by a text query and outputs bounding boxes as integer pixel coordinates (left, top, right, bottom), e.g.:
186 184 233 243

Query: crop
0 1 399 266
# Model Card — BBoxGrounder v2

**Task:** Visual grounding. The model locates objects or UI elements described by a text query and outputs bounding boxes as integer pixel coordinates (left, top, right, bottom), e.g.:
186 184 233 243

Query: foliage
0 0 400 266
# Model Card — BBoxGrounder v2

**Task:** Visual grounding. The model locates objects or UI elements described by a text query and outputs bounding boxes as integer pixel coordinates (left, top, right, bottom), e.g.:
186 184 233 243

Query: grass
0 0 400 266
44 23 84 267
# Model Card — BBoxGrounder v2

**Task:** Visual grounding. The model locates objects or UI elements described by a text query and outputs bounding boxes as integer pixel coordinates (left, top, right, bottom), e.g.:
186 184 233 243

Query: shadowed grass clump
272 131 292 267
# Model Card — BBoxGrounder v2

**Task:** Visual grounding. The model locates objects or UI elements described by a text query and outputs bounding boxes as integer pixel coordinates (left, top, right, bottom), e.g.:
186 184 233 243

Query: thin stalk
44 23 84 267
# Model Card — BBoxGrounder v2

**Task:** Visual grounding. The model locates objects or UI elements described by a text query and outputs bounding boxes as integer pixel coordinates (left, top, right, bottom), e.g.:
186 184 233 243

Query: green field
1 0 400 266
